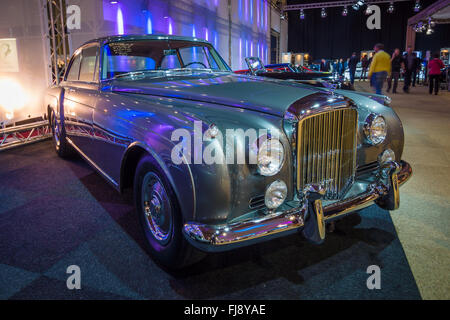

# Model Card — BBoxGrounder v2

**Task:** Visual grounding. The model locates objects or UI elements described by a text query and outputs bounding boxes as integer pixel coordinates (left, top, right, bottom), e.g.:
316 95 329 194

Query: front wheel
134 155 204 269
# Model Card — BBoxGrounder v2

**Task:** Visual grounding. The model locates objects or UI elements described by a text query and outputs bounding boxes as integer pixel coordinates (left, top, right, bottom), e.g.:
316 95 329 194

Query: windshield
102 39 231 80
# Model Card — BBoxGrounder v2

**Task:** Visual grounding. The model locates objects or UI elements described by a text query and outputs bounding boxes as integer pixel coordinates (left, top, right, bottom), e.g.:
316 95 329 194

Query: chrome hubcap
141 173 173 245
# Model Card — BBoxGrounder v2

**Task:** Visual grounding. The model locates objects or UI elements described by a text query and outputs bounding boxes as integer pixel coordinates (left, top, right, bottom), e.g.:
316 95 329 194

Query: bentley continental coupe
45 35 412 268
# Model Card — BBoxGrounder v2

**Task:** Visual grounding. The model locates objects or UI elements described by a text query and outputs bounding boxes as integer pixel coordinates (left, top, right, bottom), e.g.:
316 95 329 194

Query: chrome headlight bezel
257 138 285 176
363 113 387 145
265 180 288 209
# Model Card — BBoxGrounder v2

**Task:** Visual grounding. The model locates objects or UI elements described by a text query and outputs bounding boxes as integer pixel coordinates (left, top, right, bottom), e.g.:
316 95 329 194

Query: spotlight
280 13 286 20
321 8 327 18
365 6 372 15
426 27 434 35
352 0 365 10
300 9 305 20
387 2 394 13
414 0 421 12
109 0 118 4
342 6 348 16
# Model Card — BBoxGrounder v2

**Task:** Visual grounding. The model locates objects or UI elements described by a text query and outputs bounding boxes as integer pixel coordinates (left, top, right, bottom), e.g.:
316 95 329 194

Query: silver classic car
45 35 412 268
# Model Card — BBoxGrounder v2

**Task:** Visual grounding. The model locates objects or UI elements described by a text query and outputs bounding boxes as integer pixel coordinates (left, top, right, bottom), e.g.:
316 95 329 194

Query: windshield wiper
113 70 164 79
168 68 214 74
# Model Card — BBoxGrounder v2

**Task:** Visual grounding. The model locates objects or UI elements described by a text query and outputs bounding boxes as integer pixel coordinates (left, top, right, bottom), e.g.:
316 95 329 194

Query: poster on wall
0 38 19 72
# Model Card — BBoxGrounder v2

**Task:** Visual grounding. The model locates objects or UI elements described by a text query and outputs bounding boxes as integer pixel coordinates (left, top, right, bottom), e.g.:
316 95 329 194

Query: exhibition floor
0 82 448 299
354 81 450 300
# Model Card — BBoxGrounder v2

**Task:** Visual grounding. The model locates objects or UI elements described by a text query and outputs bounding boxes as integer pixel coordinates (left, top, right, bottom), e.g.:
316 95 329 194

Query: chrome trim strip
183 160 412 252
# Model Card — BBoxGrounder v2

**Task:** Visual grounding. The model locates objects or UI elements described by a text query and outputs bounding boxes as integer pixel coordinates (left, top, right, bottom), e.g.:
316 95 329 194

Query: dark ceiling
286 0 449 60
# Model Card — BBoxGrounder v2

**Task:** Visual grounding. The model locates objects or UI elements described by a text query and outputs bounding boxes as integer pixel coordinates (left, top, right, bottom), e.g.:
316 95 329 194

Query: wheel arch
119 141 196 221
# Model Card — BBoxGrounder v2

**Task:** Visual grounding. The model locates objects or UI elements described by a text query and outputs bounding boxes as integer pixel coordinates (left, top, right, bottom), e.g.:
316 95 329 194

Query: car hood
108 73 321 117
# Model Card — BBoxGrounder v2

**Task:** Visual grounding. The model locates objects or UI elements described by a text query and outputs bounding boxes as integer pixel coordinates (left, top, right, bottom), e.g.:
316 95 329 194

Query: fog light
379 148 395 164
265 180 287 209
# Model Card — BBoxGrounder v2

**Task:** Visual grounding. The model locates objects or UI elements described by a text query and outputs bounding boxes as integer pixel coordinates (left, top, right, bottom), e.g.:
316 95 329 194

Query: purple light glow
146 16 152 34
239 38 242 68
256 0 259 26
117 7 124 35
239 0 242 19
245 0 248 21
168 18 173 35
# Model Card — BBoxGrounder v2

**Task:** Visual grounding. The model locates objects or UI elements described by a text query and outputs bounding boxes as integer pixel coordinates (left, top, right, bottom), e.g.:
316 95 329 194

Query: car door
62 43 99 161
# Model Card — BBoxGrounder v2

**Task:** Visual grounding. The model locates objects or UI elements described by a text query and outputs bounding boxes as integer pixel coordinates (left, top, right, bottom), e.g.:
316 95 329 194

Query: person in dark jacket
320 59 328 72
403 46 419 93
428 52 445 95
412 56 422 86
348 52 359 85
360 54 369 80
338 58 345 76
387 48 404 93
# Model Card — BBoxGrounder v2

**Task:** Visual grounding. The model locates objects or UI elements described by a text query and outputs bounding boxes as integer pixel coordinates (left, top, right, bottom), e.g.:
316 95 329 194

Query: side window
79 46 98 82
66 53 81 81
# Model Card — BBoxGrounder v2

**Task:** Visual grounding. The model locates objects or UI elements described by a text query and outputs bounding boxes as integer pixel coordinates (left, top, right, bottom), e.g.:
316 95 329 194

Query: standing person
428 52 445 95
412 55 421 86
360 55 369 80
338 58 344 76
368 43 391 95
403 46 418 93
332 59 338 76
340 58 346 76
348 52 359 85
320 59 327 72
387 48 404 93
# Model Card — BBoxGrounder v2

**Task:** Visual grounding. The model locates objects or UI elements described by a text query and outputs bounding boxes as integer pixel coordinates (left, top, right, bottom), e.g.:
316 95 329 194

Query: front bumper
183 160 412 252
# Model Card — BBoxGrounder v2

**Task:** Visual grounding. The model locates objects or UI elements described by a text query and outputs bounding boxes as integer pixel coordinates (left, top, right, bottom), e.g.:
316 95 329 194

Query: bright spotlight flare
321 7 327 18
387 1 395 13
414 0 421 12
342 6 348 16
352 0 365 11
300 9 305 20
0 78 28 122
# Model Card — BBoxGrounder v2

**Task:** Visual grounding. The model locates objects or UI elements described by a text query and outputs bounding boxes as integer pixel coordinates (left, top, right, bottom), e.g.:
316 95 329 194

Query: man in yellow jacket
368 43 391 94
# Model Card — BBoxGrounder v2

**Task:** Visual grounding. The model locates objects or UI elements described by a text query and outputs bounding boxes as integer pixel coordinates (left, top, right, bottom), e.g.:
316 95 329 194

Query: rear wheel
134 155 204 269
50 109 72 158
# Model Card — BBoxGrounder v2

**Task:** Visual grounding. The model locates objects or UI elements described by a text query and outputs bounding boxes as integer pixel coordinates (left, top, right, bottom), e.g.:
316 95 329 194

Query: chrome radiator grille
297 108 358 199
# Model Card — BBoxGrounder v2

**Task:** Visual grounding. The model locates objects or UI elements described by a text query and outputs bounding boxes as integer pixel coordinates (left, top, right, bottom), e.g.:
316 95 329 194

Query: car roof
82 34 211 47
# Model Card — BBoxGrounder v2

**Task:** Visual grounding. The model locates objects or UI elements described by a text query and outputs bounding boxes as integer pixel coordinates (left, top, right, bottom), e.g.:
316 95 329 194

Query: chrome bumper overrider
183 160 412 252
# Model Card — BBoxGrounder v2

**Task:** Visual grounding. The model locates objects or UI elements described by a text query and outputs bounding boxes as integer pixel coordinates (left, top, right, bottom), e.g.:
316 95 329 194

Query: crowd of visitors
319 44 446 95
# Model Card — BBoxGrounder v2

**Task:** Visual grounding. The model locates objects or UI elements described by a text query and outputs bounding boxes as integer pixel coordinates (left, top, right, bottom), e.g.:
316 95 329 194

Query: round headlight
364 113 387 145
265 180 287 209
257 138 285 176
